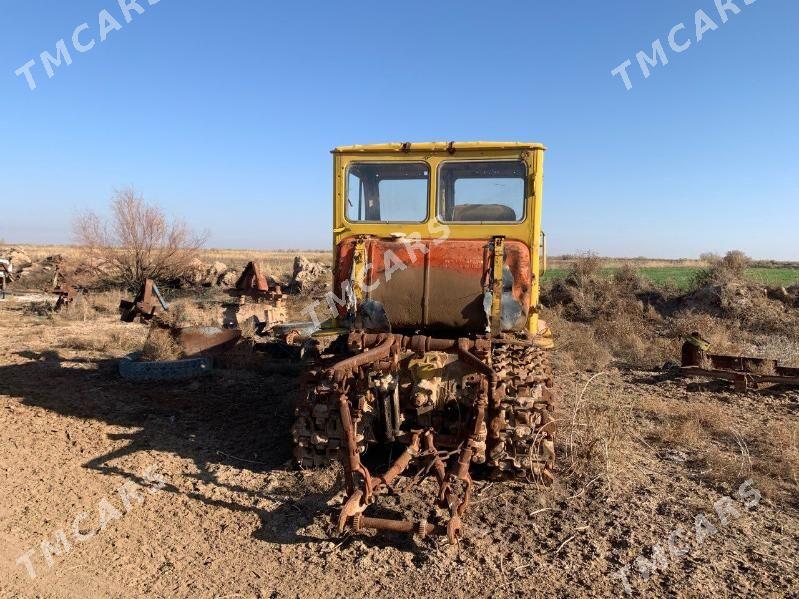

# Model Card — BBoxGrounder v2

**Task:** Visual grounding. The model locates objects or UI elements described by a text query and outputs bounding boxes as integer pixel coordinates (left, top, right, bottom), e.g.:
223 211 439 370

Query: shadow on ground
0 348 341 545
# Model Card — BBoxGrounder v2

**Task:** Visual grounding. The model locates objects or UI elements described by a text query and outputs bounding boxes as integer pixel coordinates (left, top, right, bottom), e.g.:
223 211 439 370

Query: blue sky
1 0 797 258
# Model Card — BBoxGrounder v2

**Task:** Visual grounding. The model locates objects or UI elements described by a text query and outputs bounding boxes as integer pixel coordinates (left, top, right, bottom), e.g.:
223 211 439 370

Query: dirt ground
0 298 797 598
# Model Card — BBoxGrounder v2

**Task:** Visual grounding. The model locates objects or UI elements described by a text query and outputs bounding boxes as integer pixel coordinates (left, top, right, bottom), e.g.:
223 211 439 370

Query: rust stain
335 237 531 331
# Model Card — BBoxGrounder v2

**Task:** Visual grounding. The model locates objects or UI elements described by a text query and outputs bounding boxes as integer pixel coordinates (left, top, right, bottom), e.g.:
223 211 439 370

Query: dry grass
556 372 644 495
637 395 798 504
59 323 145 354
200 249 332 272
141 327 182 361
556 372 799 506
543 308 612 371
543 255 672 369
10 244 332 267
161 299 221 328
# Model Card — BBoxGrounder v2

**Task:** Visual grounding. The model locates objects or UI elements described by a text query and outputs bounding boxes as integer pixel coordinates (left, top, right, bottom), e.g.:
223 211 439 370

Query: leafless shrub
569 252 602 285
73 188 208 289
142 327 182 361
612 263 647 293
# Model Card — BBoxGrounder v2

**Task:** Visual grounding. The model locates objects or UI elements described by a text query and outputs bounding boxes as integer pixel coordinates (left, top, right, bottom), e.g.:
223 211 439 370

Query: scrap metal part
0 260 11 299
680 332 799 391
120 279 169 322
225 261 287 328
52 271 78 311
170 325 242 358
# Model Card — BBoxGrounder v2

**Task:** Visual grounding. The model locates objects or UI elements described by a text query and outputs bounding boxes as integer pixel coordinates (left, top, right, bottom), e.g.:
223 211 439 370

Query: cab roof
332 141 546 154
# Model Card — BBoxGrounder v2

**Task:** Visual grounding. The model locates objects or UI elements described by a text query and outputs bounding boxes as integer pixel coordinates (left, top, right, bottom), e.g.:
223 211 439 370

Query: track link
487 345 556 483
291 368 372 468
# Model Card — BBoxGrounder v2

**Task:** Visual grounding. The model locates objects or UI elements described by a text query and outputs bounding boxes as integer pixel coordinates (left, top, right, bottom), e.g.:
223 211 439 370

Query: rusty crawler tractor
292 142 555 543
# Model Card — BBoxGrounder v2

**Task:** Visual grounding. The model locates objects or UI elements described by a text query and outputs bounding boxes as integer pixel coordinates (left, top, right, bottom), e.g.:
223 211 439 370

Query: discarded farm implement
292 142 556 543
681 333 799 391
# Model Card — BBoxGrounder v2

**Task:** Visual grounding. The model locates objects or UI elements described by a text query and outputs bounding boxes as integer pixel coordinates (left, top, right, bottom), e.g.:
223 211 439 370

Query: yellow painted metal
490 236 505 334
332 141 546 335
333 141 546 154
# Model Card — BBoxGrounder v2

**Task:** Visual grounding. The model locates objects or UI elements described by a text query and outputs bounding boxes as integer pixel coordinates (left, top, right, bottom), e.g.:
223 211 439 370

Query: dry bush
594 315 669 368
686 270 799 340
544 256 668 368
544 308 611 371
692 249 751 288
569 252 603 285
734 293 799 338
239 317 259 339
57 294 96 322
612 263 645 293
142 327 182 361
73 188 208 289
669 311 742 355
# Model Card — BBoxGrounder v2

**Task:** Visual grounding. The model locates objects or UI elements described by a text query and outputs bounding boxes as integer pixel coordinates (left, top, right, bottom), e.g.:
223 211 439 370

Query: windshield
437 160 526 222
345 162 429 223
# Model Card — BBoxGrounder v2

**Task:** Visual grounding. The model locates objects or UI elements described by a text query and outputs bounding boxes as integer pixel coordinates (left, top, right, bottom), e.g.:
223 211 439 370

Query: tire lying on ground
118 351 212 382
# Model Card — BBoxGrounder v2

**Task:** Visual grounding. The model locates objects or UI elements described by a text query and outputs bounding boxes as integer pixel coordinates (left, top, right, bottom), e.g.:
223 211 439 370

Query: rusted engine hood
335 237 532 333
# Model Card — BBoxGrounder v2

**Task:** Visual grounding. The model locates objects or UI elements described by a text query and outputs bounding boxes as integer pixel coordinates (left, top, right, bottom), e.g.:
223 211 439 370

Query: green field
542 267 799 290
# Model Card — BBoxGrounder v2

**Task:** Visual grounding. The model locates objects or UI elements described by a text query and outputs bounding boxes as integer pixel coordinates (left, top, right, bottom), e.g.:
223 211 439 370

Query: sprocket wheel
488 344 556 483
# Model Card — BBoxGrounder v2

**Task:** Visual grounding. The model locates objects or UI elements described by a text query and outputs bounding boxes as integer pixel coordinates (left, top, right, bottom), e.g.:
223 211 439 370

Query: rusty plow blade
680 333 799 392
171 326 242 358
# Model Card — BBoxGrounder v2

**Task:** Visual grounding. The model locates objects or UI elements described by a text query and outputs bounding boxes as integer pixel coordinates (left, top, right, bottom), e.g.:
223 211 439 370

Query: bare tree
74 188 208 288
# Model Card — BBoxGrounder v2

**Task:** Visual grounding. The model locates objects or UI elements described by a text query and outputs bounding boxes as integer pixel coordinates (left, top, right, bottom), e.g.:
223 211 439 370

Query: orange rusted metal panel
335 237 531 332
